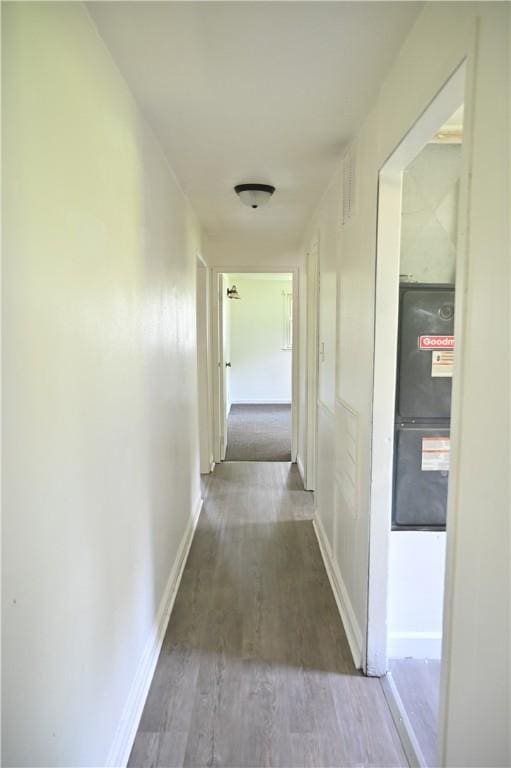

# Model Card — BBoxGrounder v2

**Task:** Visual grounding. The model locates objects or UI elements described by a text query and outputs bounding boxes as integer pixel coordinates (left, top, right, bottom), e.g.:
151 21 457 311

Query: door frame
366 63 468 678
212 272 228 462
196 253 214 473
304 238 320 491
211 265 299 464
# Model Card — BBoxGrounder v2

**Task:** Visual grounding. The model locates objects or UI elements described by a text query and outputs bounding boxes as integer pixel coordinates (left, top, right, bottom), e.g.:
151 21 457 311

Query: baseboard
105 495 203 768
230 399 292 405
297 455 306 486
381 671 427 768
387 631 442 660
313 515 364 669
201 458 215 475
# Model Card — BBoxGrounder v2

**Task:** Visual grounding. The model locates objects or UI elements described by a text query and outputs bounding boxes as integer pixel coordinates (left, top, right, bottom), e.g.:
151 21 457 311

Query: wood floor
128 462 407 768
389 658 441 767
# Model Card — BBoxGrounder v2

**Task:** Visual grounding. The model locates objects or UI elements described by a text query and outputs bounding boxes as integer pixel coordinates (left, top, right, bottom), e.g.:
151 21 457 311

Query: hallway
129 463 406 768
3 3 509 766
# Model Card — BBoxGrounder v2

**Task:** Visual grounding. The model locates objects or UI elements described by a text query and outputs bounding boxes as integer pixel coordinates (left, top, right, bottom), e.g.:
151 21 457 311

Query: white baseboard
201 460 215 475
106 495 203 768
296 455 306 486
313 515 364 669
231 399 292 405
387 631 442 660
381 672 427 767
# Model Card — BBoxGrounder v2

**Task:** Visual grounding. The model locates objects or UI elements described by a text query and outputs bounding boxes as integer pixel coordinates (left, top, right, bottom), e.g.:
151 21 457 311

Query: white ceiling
88 2 422 258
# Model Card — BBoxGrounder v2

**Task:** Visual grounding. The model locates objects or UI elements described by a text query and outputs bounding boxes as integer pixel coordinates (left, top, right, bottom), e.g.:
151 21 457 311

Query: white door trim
305 239 319 491
211 272 225 463
366 62 468 677
196 255 213 474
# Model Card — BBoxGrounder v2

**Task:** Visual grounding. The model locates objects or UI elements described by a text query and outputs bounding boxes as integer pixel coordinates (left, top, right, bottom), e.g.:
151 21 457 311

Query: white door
217 274 230 460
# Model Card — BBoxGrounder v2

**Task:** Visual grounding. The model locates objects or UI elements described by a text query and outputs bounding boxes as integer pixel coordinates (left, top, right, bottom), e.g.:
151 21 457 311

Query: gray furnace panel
397 287 454 419
393 425 450 528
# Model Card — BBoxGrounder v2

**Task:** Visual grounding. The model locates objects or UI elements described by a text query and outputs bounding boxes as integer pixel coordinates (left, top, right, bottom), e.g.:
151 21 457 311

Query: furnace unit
393 284 455 530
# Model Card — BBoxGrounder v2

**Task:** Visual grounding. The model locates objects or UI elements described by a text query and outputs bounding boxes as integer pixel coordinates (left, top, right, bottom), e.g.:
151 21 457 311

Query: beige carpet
225 404 291 461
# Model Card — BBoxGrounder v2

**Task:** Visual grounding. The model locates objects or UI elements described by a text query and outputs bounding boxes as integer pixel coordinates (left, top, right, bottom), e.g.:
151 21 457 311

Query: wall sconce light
234 183 275 209
227 285 241 299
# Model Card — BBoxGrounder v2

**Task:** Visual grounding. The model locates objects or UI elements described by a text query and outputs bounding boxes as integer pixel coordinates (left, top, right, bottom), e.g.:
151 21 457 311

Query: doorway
305 239 319 491
196 255 213 475
212 268 298 464
367 65 466 767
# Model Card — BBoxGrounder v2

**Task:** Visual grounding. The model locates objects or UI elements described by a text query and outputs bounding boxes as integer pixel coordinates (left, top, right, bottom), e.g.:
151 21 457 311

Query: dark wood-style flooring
128 462 407 767
390 658 441 767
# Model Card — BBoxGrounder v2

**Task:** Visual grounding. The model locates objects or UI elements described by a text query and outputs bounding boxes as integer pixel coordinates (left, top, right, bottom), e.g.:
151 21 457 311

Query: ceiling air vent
341 148 356 225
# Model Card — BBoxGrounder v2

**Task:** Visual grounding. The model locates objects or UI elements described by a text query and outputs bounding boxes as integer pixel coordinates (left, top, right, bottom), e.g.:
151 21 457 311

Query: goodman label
422 437 450 472
418 335 455 350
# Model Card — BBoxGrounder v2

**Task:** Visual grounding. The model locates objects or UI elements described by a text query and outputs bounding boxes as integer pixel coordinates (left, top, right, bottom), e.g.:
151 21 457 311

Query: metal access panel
397 286 455 419
393 425 450 529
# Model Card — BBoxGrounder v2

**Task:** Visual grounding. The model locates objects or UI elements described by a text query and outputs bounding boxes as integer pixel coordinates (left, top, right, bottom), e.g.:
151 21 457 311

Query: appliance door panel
393 425 449 529
398 287 454 419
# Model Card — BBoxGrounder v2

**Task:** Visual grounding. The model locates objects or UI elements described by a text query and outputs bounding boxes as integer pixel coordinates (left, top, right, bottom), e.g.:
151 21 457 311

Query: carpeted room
223 273 293 461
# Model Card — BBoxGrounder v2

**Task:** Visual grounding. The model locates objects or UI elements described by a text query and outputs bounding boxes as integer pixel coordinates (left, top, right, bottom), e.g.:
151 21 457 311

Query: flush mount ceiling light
234 183 275 209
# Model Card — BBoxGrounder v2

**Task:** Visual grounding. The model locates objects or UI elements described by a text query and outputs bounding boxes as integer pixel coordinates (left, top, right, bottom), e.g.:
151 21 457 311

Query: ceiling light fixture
234 183 275 209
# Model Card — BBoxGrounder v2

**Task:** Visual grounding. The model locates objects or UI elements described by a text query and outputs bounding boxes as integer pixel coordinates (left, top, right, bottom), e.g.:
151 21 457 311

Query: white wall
2 4 202 766
305 173 340 544
227 275 292 404
401 143 461 284
388 533 446 659
204 237 300 270
302 3 509 765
